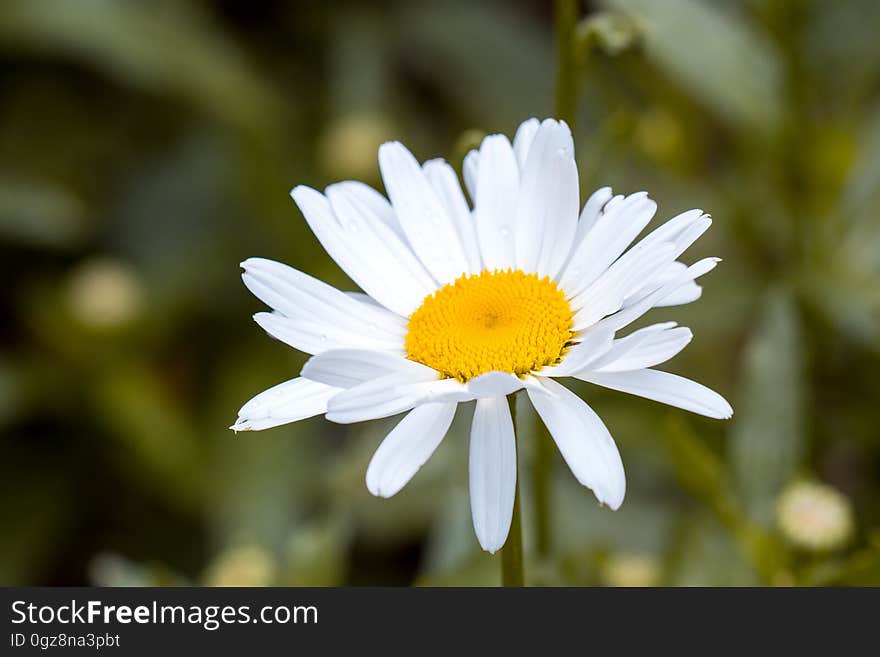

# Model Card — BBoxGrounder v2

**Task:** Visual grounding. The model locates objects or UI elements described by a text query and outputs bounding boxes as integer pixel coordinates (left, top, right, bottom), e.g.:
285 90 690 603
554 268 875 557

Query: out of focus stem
500 394 525 586
554 0 579 128
533 423 553 558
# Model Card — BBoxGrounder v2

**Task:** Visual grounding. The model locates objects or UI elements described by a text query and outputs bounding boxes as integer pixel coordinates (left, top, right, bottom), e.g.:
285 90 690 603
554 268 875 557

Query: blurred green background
2 0 879 587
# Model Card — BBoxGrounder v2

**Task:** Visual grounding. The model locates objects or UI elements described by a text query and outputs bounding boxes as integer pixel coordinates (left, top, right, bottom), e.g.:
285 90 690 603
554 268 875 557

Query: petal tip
377 140 405 158
365 475 397 499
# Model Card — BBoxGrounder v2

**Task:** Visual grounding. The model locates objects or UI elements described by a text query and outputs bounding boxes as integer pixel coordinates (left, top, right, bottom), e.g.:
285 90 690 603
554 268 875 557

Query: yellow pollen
405 270 574 382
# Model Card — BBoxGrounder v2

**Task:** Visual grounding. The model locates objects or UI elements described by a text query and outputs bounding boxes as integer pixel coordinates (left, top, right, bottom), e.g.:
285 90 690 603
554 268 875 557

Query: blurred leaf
729 287 805 524
0 357 25 429
663 416 790 583
0 464 73 585
396 2 553 127
207 427 315 552
801 234 880 350
282 515 351 587
842 101 880 220
207 352 317 550
419 489 479 578
0 0 282 134
605 0 783 131
553 475 675 554
801 541 880 586
91 361 202 509
666 513 761 586
333 412 470 548
0 175 87 249
415 552 499 587
326 6 393 113
803 0 880 109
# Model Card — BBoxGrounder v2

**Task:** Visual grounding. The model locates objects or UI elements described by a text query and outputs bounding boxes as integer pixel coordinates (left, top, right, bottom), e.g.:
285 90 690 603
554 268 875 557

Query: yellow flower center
405 270 574 382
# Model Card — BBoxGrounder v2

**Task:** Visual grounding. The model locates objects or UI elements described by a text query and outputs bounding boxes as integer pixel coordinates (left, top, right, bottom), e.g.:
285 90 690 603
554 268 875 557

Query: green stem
533 422 553 558
500 394 525 586
554 0 579 127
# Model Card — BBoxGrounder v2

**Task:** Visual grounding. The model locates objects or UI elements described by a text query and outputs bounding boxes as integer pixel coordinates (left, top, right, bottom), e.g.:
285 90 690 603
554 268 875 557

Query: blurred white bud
66 257 142 330
600 552 661 587
203 544 276 587
318 113 394 180
776 481 854 552
88 552 153 587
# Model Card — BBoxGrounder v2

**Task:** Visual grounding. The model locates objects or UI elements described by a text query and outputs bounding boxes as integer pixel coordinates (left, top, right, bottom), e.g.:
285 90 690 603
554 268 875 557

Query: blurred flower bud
88 552 153 587
65 257 142 330
204 544 276 587
600 552 660 587
319 113 394 180
575 12 643 59
776 481 854 552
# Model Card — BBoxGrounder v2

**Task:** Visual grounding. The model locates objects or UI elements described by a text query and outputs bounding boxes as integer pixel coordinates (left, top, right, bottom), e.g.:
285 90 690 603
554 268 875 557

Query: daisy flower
232 118 732 554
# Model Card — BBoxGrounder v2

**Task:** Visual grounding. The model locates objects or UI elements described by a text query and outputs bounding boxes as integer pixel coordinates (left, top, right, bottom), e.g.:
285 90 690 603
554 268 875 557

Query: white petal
302 348 436 389
325 373 470 424
578 369 733 419
584 322 676 370
627 258 707 309
254 311 404 356
520 374 554 395
608 211 713 306
378 141 469 284
514 119 578 278
343 291 385 308
474 134 519 271
655 280 703 306
231 377 338 431
423 158 482 273
588 323 692 372
558 192 658 297
669 214 712 259
469 397 517 554
572 186 614 247
242 257 406 346
572 242 676 330
542 325 616 377
291 185 435 316
596 257 720 333
328 180 404 240
645 259 707 308
366 402 457 497
629 209 709 259
512 117 541 170
463 150 479 202
624 261 683 306
527 377 625 509
466 371 524 398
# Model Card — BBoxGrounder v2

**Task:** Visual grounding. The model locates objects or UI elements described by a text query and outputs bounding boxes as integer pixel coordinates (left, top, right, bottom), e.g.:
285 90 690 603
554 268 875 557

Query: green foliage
0 176 87 249
729 287 805 525
605 0 783 130
0 0 282 134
